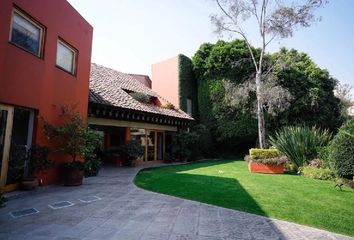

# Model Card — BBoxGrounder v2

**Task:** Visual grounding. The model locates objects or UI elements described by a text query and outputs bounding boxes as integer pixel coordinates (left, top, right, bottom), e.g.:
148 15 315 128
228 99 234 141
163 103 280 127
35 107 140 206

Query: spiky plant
269 126 332 168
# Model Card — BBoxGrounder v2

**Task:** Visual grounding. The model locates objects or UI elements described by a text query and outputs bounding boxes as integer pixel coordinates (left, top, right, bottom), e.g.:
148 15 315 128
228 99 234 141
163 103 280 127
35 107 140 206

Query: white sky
68 0 354 97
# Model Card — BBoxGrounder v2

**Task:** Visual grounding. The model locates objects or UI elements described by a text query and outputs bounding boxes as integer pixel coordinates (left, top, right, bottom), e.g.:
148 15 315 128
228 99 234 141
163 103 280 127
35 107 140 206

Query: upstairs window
56 39 77 75
9 9 44 57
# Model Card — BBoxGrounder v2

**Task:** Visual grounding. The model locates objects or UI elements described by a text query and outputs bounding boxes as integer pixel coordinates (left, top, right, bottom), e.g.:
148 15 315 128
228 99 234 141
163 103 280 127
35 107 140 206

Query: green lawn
134 160 354 237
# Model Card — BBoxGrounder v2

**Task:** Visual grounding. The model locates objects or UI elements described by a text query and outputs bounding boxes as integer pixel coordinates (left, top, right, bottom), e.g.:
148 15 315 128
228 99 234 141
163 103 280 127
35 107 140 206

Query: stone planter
248 162 285 174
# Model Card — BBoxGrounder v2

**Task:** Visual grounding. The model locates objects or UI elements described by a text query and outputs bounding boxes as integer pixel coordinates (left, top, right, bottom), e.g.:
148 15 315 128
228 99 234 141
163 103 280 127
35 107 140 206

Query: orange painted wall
151 56 180 107
0 0 93 184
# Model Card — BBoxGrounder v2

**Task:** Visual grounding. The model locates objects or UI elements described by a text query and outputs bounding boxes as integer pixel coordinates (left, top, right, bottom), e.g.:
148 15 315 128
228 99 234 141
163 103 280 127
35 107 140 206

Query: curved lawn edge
134 160 354 237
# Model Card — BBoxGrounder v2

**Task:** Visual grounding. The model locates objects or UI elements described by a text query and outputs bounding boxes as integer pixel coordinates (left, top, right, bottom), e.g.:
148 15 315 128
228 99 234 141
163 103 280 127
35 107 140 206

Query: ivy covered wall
178 54 198 117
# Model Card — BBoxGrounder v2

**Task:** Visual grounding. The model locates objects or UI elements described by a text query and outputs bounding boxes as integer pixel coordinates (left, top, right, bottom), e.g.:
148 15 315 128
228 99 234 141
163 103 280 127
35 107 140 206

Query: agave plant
269 126 332 168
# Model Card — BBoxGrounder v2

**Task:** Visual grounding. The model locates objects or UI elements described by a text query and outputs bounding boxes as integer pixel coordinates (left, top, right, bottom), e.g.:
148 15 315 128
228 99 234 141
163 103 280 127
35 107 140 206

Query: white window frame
56 39 77 75
9 8 45 58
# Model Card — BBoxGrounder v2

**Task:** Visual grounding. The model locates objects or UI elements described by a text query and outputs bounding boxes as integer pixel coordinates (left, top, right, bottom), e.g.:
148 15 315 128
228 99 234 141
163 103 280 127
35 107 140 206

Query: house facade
152 54 198 118
89 64 193 165
0 0 192 190
0 0 93 187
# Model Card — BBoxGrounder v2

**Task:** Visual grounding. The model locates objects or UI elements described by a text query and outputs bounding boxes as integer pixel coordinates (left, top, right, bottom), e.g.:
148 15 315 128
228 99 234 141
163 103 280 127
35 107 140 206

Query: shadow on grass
137 159 266 215
136 159 288 238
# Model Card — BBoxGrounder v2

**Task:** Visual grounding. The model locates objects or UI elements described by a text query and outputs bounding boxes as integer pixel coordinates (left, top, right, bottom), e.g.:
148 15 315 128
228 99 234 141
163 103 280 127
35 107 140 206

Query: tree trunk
255 72 268 149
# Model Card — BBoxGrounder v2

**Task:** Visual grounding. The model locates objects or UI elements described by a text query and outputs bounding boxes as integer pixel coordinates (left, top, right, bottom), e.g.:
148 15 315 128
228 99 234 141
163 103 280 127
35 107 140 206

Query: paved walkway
0 165 353 240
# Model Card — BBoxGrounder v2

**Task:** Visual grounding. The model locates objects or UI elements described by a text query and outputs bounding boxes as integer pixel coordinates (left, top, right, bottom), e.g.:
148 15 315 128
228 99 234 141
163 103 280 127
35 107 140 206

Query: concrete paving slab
0 163 352 240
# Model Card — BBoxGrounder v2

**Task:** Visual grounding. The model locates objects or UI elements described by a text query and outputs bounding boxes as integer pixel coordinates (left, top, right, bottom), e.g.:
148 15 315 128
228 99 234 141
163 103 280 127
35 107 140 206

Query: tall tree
211 0 327 148
335 83 353 118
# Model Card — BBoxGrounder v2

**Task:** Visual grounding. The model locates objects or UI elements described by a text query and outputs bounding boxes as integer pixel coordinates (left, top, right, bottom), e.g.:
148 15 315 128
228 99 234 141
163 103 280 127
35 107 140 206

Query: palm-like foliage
269 126 332 168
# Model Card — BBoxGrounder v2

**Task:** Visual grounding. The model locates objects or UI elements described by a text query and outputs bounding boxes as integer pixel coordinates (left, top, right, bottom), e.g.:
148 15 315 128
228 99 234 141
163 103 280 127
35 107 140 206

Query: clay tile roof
89 63 193 120
128 74 152 88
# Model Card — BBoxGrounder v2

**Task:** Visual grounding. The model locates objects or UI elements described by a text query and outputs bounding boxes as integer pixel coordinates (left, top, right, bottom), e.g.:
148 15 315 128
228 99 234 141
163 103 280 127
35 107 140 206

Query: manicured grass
134 160 354 237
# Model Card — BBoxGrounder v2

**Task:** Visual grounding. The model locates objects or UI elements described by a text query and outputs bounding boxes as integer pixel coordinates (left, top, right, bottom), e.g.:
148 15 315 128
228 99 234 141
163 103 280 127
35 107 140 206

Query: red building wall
152 56 180 108
0 0 93 184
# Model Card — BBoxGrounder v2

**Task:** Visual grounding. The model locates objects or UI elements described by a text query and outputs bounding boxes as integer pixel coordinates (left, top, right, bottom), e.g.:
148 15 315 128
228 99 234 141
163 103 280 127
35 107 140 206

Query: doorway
0 105 35 187
0 105 14 187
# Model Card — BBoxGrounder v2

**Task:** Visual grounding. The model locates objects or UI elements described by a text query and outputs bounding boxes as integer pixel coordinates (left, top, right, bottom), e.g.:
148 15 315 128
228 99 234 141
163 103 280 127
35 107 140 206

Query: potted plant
246 148 288 174
44 106 100 186
118 140 144 167
83 128 103 177
20 145 53 190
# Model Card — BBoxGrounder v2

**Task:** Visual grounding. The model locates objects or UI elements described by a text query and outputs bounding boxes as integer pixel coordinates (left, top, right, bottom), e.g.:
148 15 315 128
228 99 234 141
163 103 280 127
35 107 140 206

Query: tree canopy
192 40 343 155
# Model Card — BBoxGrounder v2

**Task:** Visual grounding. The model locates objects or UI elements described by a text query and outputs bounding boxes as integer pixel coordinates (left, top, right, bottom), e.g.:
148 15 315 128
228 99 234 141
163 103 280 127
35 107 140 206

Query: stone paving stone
169 233 198 240
140 232 171 240
0 164 353 240
171 203 199 236
111 219 151 240
82 226 120 240
198 204 223 237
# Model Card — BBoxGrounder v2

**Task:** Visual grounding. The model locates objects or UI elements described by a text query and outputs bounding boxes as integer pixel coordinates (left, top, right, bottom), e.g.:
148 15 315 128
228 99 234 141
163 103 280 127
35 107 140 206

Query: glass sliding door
156 132 164 160
0 105 14 187
147 130 155 161
130 128 166 162
7 108 35 184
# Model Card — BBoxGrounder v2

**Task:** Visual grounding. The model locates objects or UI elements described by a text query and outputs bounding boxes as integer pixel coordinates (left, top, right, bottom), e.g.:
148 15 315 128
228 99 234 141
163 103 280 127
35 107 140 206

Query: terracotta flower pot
248 162 285 174
63 168 84 186
0 183 19 193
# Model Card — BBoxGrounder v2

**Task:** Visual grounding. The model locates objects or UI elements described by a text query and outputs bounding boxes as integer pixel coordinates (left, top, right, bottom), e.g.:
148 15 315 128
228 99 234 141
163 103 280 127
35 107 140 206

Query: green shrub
85 157 101 177
317 145 331 167
249 148 281 159
118 140 145 166
269 126 332 168
172 131 199 161
329 119 354 178
129 92 151 103
83 128 102 176
251 156 288 165
301 166 335 181
0 192 5 208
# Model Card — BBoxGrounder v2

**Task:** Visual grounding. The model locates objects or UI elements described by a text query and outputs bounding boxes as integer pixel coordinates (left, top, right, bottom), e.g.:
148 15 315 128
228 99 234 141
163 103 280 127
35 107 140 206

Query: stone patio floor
0 164 353 240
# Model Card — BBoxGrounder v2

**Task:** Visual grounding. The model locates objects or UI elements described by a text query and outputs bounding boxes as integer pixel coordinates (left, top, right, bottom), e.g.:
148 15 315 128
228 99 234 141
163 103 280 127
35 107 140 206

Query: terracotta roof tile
89 63 193 120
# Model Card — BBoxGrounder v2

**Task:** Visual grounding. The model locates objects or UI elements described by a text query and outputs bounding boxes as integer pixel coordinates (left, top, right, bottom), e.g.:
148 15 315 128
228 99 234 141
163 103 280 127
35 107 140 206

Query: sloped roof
128 73 152 88
89 63 193 120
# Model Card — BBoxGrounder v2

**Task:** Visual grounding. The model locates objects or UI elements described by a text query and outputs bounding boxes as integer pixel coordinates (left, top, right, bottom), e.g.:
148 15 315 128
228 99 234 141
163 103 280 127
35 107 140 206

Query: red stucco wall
0 0 93 184
151 56 180 107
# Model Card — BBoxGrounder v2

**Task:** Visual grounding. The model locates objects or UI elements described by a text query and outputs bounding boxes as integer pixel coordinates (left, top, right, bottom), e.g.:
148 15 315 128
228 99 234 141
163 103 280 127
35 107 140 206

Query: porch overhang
88 117 177 132
88 103 192 129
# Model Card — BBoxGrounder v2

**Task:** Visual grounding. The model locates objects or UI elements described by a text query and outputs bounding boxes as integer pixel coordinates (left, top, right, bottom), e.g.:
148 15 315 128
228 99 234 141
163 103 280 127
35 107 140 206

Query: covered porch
89 117 178 166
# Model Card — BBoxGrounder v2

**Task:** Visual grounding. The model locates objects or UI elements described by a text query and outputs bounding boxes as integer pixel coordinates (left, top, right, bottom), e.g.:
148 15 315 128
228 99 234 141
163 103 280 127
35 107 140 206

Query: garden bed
248 162 285 174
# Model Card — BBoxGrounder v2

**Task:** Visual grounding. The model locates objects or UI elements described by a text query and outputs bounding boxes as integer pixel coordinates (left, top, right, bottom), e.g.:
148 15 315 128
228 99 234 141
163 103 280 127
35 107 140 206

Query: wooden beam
88 117 178 131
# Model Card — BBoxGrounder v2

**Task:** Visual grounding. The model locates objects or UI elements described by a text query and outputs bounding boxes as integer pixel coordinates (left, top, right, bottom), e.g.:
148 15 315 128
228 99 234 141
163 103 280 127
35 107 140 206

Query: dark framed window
56 39 77 75
9 9 44 57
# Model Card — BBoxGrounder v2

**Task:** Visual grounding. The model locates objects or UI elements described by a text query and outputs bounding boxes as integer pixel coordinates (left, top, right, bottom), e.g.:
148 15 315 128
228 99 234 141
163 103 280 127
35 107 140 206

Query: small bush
130 92 151 103
308 159 324 168
85 157 101 177
119 140 145 166
329 119 354 178
269 126 332 168
301 166 335 181
317 146 331 167
251 156 288 165
161 102 176 110
249 148 281 159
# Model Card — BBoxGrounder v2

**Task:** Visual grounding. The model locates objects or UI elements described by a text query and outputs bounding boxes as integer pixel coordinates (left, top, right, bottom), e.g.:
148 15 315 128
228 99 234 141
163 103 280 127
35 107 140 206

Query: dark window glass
10 11 43 56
